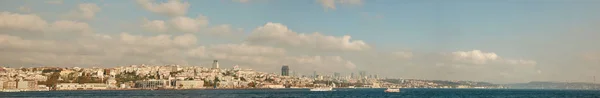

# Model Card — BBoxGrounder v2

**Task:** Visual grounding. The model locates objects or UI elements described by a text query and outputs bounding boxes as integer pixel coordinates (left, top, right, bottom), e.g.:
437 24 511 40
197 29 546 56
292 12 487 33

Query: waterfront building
281 65 289 76
173 80 204 89
134 80 167 89
56 83 108 90
106 77 118 88
17 81 37 90
3 81 17 89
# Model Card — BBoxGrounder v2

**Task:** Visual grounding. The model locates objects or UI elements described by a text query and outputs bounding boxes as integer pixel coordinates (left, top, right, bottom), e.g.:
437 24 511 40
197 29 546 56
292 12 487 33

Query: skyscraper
281 65 289 76
334 72 340 78
350 73 355 79
359 71 366 79
212 60 219 69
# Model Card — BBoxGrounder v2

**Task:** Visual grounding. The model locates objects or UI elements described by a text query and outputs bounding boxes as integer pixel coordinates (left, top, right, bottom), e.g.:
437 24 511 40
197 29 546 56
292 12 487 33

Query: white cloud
339 0 362 5
205 24 243 36
392 51 413 59
451 50 499 65
208 44 286 56
317 0 336 10
141 18 168 33
139 16 240 36
18 6 31 13
506 59 537 65
169 15 209 33
64 3 101 20
247 22 370 52
136 0 190 17
0 12 91 36
49 20 92 33
46 0 63 5
186 46 207 57
0 30 200 66
287 56 357 70
233 0 250 3
448 50 536 66
0 12 48 32
317 0 362 11
119 32 197 48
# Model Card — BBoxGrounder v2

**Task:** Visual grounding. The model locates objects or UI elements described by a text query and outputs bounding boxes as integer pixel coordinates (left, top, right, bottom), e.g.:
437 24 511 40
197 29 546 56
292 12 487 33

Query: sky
1 0 600 84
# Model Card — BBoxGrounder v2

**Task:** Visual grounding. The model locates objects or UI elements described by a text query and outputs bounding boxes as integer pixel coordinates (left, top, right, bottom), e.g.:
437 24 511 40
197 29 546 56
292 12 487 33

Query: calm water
1 88 599 98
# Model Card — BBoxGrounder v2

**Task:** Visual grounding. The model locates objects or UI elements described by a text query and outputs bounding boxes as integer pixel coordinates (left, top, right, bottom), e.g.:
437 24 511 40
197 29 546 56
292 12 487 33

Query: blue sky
2 0 600 83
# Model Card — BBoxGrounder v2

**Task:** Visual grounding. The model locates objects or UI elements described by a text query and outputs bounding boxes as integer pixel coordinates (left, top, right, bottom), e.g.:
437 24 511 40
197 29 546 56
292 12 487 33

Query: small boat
384 88 400 93
310 87 333 91
1 89 21 92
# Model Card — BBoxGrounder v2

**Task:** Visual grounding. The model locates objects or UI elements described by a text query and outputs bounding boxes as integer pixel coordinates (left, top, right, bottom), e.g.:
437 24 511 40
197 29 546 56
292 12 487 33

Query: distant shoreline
7 87 598 92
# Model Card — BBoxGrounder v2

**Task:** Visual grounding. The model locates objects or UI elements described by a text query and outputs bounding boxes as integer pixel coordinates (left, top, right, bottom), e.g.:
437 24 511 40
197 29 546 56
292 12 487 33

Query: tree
240 77 247 81
115 71 143 84
248 82 256 88
203 80 214 87
77 75 92 84
45 72 61 90
213 77 220 88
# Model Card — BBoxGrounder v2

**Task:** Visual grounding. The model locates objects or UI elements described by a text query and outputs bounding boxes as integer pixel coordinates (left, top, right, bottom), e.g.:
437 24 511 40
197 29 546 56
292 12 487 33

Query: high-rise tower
359 71 366 79
281 65 289 76
212 60 219 69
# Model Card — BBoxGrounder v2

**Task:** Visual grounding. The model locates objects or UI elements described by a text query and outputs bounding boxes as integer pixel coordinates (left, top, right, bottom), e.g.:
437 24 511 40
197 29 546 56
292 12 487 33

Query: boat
348 86 355 89
384 88 400 93
310 87 333 91
310 82 335 91
1 89 21 92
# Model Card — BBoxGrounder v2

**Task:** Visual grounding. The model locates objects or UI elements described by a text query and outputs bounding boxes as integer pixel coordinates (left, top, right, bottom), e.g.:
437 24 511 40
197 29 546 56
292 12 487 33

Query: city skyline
1 0 600 84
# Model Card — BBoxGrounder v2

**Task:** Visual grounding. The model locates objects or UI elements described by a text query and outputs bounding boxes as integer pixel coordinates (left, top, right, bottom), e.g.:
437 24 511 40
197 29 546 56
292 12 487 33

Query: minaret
212 60 219 69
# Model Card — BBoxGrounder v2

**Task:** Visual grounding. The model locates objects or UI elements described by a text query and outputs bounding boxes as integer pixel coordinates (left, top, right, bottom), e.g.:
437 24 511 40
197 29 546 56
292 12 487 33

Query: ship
310 87 333 91
348 86 355 89
310 82 336 91
384 88 400 93
1 89 21 92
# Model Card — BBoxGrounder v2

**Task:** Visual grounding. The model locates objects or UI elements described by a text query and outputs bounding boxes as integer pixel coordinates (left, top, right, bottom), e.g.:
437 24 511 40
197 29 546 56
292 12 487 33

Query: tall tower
281 65 289 76
359 71 366 79
212 60 219 69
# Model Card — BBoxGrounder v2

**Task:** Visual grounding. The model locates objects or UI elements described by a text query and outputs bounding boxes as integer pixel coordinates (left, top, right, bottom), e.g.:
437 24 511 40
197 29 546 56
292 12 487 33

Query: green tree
45 72 61 90
248 82 256 88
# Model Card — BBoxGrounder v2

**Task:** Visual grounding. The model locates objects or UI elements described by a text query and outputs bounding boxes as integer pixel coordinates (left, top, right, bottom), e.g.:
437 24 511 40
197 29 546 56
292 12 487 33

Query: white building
56 83 108 90
17 81 37 90
106 78 118 88
174 80 204 89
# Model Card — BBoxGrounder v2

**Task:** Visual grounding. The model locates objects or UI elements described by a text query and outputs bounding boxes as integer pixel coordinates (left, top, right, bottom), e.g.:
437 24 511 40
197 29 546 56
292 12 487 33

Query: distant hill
504 81 600 90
